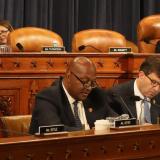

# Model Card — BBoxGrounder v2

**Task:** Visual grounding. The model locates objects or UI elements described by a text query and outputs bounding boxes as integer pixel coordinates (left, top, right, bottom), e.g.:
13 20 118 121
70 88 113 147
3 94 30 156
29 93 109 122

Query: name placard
41 46 65 52
114 118 137 127
109 47 132 53
38 124 64 134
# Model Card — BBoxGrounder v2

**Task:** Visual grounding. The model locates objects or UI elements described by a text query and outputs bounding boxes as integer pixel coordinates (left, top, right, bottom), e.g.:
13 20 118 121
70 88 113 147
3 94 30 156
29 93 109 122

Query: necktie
144 98 151 123
73 101 83 129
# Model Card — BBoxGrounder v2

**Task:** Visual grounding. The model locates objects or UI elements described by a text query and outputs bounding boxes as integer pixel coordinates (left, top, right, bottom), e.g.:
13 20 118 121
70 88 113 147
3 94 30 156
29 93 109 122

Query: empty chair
71 29 127 53
0 115 31 137
137 14 160 53
126 40 139 53
7 27 63 52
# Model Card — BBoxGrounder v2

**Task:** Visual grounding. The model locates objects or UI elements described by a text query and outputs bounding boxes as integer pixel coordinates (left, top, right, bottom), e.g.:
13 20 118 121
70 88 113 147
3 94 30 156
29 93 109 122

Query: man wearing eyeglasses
105 56 160 125
29 57 116 134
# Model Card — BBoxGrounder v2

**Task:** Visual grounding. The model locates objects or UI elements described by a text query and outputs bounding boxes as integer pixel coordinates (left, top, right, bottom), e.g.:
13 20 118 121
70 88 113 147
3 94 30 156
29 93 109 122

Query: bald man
29 57 116 134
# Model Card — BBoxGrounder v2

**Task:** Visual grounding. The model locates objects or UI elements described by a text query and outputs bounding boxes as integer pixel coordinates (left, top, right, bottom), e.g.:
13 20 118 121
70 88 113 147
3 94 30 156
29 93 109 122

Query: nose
153 85 160 92
84 85 92 93
0 34 7 38
87 86 92 91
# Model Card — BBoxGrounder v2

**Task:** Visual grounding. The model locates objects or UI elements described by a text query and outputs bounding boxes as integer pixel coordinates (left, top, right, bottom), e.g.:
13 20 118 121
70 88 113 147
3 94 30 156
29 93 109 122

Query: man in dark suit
29 57 116 134
105 56 160 124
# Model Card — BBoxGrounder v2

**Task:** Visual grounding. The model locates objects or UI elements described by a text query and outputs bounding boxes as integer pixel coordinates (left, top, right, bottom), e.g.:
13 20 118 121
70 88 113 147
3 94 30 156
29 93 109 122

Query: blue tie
73 101 83 129
144 98 151 123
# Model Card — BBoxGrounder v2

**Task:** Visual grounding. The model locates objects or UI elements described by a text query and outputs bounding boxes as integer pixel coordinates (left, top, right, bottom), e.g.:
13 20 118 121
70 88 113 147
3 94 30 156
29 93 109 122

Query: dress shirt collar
62 81 75 105
134 79 145 100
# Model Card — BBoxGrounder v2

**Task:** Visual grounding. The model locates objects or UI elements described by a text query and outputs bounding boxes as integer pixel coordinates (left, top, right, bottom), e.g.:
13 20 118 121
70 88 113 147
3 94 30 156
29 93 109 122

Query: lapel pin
88 107 93 113
152 99 156 104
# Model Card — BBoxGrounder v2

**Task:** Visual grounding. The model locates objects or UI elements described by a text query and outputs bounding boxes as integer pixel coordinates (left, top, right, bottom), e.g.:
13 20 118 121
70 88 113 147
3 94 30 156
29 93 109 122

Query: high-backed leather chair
7 27 63 52
137 14 160 53
126 40 138 53
0 115 31 137
72 29 127 53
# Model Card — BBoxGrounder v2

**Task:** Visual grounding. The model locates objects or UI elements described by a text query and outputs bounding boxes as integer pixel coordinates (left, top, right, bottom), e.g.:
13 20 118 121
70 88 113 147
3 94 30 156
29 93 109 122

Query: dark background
0 0 160 51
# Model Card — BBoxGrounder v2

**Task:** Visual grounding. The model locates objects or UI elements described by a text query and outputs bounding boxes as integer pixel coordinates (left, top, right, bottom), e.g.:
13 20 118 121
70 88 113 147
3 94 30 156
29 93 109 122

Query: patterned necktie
144 98 151 123
73 101 83 129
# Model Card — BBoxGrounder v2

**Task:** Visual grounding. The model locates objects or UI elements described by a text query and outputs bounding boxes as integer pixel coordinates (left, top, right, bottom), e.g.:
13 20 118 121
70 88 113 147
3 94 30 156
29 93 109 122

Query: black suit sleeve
29 85 83 134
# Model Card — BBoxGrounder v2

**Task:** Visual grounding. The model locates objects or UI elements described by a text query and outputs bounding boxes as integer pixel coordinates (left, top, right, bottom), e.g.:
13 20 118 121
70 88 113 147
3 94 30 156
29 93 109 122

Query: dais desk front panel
0 53 155 115
0 125 160 160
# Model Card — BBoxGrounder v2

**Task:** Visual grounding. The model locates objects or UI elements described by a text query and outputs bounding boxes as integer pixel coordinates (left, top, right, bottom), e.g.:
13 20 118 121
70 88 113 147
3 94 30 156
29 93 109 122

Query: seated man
29 57 116 134
105 56 160 124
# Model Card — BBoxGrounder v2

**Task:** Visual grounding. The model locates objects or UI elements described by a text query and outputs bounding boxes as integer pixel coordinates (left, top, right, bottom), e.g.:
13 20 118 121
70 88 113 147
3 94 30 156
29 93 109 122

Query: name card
38 124 65 134
114 118 137 127
109 47 132 53
42 46 65 52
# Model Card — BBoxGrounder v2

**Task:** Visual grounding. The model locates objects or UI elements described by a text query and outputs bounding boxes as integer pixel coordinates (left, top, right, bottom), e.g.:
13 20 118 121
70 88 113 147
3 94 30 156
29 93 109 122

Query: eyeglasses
71 71 98 89
0 29 9 35
146 75 160 87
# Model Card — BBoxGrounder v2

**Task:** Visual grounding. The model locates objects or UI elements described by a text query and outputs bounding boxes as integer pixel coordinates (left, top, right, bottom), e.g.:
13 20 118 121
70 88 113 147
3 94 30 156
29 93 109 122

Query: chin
147 94 156 99
78 95 88 101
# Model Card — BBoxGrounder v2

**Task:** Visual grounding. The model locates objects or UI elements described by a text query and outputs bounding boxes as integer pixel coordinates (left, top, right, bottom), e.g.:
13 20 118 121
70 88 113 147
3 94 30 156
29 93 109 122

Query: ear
66 71 71 79
63 71 71 89
138 71 145 78
65 70 72 84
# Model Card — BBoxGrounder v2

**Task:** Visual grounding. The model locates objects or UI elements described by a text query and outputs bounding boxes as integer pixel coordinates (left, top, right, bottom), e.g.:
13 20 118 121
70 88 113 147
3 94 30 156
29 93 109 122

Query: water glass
0 45 12 53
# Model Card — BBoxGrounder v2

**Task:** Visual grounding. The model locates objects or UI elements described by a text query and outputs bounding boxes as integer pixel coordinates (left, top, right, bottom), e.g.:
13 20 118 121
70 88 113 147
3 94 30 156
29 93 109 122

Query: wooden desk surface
1 125 160 160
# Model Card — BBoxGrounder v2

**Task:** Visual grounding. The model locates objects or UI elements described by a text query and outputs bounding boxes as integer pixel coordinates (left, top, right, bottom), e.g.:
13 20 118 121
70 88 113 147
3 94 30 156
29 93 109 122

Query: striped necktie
144 97 151 123
73 101 83 129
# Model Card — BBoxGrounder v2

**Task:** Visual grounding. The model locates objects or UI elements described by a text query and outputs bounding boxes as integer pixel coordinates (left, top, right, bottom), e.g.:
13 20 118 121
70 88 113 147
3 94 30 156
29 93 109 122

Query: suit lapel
150 98 160 124
126 99 137 118
123 80 137 118
58 80 75 125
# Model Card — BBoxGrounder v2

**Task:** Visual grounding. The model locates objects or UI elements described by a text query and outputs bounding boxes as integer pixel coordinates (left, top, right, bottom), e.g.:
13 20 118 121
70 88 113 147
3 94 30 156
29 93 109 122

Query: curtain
0 0 160 51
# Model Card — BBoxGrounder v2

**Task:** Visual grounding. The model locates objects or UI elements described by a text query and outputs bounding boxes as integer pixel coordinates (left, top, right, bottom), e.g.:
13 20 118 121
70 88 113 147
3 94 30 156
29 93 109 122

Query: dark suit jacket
29 78 116 134
105 80 160 124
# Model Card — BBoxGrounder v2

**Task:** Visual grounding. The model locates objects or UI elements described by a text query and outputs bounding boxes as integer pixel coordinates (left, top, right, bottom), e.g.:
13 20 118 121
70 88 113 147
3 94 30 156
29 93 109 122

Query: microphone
16 43 24 52
111 92 135 118
78 45 103 53
143 38 160 53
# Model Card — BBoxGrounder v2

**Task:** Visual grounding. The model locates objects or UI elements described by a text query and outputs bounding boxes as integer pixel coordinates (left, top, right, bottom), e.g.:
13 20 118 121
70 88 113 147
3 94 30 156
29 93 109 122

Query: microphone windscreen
16 43 24 51
78 45 85 51
144 38 150 44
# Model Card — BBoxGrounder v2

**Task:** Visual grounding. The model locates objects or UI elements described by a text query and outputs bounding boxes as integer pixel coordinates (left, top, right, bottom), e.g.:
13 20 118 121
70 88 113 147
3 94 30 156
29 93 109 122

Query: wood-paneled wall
0 53 154 115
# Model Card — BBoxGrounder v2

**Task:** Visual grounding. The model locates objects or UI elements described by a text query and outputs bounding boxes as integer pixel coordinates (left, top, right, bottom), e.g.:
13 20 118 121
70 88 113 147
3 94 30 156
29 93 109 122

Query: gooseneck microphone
78 45 103 53
16 43 24 52
112 92 135 118
144 39 160 53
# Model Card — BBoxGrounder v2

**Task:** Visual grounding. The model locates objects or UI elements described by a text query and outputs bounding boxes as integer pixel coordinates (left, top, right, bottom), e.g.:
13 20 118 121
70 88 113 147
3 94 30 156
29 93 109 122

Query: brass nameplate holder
41 46 65 53
109 47 132 53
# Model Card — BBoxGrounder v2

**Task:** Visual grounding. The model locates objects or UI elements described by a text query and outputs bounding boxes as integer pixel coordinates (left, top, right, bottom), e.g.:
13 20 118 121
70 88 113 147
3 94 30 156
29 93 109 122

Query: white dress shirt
134 80 151 124
62 82 90 130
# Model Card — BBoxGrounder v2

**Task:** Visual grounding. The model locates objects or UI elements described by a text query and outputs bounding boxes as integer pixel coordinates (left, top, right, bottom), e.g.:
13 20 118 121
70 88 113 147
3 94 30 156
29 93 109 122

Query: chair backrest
137 14 160 53
71 29 126 53
0 115 31 137
126 40 139 53
7 27 63 52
